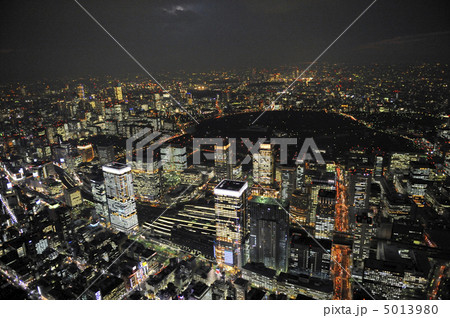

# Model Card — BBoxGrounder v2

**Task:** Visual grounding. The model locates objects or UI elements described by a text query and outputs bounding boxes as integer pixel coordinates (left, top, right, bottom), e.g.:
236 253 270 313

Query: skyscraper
349 168 372 210
160 144 187 172
64 186 82 208
296 163 305 189
214 180 248 268
114 85 123 101
214 142 232 181
290 188 310 226
315 189 336 240
289 233 331 279
91 174 108 223
248 195 289 273
77 143 95 163
131 159 161 202
76 84 85 99
280 166 296 205
374 155 384 179
102 162 138 233
353 210 375 266
253 143 275 185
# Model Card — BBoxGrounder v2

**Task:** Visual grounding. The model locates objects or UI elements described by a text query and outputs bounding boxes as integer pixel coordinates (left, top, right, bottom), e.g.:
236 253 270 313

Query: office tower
76 84 85 99
77 143 95 163
381 191 412 219
214 180 248 268
91 174 108 223
315 189 336 240
64 187 82 208
232 162 243 180
305 168 336 227
290 188 310 226
296 163 305 189
363 258 404 300
46 126 56 144
97 145 116 165
363 243 431 299
406 162 434 197
214 141 232 181
114 85 123 101
131 159 161 202
102 162 138 233
388 153 423 176
289 233 331 279
114 104 123 121
253 143 275 185
353 210 374 265
349 168 372 210
161 144 187 172
248 196 289 273
374 155 383 179
280 166 296 205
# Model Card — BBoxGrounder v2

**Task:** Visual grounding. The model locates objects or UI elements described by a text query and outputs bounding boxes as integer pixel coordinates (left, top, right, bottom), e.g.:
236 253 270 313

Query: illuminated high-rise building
114 85 123 101
253 143 274 185
64 186 82 208
131 159 161 202
353 210 374 266
76 84 85 99
314 189 336 240
161 144 187 172
102 162 138 233
280 166 296 205
91 174 108 223
214 180 248 268
304 169 336 227
77 143 95 163
289 188 310 226
349 168 372 210
296 163 305 189
289 233 331 279
374 155 384 179
215 141 232 181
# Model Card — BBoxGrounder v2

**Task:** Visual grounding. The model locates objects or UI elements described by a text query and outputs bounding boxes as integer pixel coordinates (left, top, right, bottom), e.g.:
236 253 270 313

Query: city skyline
1 0 450 311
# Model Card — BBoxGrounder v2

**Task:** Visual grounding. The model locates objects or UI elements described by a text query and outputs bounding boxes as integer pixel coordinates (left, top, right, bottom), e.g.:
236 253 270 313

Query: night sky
1 0 449 80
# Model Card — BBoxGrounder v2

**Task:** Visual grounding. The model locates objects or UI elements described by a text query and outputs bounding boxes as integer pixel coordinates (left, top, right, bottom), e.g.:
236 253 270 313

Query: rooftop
248 195 279 206
214 179 248 197
102 162 131 175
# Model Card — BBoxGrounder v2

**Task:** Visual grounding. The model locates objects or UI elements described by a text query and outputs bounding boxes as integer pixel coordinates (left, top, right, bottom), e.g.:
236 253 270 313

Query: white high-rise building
214 180 248 268
102 162 138 233
214 142 231 181
253 143 274 185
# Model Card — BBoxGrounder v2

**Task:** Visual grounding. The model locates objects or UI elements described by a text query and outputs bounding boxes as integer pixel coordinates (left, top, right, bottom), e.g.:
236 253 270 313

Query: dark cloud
0 0 449 80
242 0 303 14
359 31 450 50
